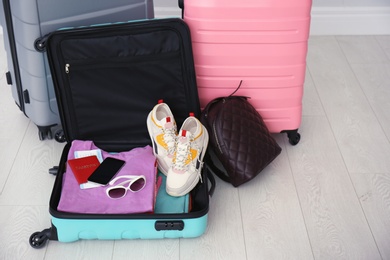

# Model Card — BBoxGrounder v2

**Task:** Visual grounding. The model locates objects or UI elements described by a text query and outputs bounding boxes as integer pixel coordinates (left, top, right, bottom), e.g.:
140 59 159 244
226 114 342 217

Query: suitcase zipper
63 51 180 75
65 64 70 74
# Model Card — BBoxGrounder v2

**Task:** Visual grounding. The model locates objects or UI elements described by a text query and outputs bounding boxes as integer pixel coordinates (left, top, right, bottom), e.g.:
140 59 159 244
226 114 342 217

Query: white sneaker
146 101 177 175
166 115 209 197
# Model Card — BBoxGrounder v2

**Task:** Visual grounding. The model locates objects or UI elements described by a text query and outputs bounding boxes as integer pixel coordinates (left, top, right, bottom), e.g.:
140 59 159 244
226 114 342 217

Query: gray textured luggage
0 0 154 141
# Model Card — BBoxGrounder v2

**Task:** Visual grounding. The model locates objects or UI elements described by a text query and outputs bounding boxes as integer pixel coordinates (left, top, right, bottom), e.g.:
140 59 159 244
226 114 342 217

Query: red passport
67 156 101 184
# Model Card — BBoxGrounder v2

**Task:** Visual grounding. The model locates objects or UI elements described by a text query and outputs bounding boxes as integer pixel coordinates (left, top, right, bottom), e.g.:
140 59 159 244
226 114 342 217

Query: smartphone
87 157 125 185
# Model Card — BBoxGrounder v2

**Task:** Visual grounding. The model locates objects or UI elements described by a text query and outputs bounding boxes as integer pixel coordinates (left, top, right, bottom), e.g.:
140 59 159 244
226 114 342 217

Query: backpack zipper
212 122 223 154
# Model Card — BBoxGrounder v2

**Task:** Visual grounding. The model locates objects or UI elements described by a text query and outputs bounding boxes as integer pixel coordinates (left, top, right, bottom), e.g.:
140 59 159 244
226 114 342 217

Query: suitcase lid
45 18 200 152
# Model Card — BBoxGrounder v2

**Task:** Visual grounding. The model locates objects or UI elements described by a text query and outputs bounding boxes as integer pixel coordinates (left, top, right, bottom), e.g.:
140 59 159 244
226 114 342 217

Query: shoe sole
166 125 209 197
146 111 169 175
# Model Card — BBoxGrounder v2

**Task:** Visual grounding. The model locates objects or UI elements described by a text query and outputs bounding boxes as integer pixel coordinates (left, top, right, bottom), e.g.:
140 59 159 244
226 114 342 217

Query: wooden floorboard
286 117 381 260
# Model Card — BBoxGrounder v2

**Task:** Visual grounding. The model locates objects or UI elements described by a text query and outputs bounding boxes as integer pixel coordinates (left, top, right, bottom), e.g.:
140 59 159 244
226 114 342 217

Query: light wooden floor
0 34 390 260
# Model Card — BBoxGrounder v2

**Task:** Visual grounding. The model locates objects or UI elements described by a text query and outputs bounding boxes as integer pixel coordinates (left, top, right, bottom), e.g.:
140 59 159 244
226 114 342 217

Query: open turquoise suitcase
30 18 215 248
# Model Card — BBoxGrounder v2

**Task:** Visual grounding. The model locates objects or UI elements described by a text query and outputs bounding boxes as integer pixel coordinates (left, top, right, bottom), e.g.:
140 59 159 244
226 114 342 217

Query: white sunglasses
106 175 146 199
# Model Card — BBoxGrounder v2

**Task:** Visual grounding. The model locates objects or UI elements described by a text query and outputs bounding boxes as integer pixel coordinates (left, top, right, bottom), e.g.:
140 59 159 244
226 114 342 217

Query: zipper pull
65 64 70 74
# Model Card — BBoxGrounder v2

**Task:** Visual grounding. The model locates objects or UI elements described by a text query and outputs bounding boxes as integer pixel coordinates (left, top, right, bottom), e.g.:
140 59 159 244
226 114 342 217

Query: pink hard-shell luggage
180 0 312 145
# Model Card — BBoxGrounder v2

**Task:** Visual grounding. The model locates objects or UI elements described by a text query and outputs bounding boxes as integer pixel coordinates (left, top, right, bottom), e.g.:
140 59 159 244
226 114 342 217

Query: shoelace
173 134 204 182
174 136 191 171
163 127 176 155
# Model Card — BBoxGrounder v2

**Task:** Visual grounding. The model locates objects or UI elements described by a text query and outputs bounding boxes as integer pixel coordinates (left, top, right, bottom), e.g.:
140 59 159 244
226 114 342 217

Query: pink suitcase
180 0 312 145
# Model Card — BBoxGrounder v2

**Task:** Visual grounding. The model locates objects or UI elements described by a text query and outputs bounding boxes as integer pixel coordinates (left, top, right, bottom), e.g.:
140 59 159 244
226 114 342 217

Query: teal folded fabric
155 172 190 214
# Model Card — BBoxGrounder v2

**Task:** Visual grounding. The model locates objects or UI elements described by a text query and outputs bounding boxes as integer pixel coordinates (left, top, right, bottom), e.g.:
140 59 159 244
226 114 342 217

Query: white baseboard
310 6 390 35
155 6 390 36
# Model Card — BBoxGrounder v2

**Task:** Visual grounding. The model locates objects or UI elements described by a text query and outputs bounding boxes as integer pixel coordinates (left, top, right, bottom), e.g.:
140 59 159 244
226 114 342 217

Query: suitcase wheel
54 129 66 143
178 0 184 9
38 126 52 141
34 38 46 52
287 131 301 146
49 166 59 176
29 229 51 249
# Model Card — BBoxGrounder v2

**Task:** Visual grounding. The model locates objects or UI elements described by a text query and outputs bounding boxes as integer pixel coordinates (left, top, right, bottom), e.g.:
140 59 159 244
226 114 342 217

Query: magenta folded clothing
58 140 157 214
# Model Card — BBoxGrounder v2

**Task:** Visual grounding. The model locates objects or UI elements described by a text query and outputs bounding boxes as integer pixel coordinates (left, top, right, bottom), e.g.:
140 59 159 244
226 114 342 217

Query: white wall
311 0 390 35
154 0 390 35
314 0 389 7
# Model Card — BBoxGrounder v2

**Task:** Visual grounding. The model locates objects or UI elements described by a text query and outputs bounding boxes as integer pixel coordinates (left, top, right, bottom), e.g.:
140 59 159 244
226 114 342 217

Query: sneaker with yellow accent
147 101 177 175
166 115 209 197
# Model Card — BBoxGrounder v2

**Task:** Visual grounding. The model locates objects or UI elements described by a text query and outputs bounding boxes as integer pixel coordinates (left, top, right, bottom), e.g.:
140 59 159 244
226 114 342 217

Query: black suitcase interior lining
47 19 199 152
45 18 212 219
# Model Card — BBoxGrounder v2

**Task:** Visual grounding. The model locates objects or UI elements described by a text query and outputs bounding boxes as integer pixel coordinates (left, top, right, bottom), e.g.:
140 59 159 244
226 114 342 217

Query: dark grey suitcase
0 0 154 141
